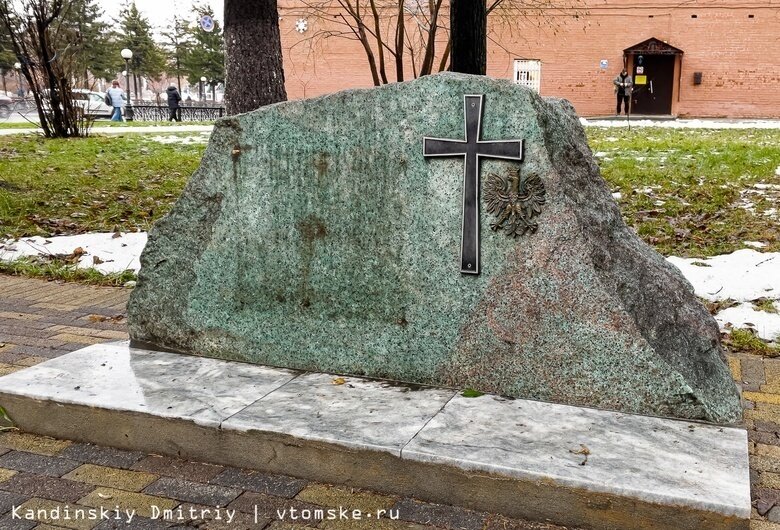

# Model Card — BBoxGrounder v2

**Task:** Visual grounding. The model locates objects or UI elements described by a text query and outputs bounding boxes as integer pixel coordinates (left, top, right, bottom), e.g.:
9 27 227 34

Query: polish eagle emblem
483 168 546 237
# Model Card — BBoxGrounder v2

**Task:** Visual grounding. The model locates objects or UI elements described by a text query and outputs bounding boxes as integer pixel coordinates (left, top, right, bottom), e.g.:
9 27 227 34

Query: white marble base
0 342 751 529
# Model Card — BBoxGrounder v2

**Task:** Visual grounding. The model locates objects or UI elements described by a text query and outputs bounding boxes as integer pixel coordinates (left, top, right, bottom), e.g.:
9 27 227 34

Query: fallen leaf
332 377 346 385
92 256 104 265
569 444 590 465
88 314 125 323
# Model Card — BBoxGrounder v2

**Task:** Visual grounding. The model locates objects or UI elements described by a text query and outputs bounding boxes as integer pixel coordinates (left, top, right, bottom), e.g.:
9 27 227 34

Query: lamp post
120 48 134 121
13 62 23 97
200 76 206 102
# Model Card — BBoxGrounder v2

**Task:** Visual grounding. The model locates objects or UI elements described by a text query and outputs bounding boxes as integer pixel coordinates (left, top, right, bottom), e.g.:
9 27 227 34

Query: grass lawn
0 133 204 238
0 120 215 129
0 121 42 129
587 127 780 256
0 127 778 256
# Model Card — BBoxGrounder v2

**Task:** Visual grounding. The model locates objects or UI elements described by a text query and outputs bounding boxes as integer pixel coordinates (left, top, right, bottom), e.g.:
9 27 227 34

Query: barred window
514 60 542 93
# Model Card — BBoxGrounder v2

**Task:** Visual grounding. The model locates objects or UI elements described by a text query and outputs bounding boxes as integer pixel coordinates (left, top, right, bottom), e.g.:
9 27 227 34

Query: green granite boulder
128 73 741 424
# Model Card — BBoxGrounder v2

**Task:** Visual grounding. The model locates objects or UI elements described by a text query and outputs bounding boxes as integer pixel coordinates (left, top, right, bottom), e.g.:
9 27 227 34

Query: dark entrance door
631 54 674 115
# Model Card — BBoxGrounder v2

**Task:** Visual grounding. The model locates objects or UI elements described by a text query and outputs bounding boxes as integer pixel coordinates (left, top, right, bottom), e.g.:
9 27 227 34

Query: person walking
106 80 126 122
166 84 182 122
613 69 633 116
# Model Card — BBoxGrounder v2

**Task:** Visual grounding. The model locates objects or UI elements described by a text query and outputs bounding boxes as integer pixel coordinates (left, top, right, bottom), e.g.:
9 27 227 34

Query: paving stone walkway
0 275 775 529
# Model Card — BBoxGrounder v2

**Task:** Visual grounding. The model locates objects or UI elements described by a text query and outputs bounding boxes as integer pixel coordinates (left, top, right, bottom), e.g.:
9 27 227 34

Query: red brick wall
279 1 779 118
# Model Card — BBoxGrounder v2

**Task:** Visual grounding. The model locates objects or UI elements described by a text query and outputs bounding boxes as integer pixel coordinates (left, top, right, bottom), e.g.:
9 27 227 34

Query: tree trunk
450 0 486 75
224 0 287 115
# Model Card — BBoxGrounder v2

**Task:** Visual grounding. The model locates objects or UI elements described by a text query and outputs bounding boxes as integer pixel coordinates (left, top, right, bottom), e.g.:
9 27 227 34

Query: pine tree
61 0 113 85
115 1 165 99
223 0 286 114
180 3 224 98
0 28 15 95
160 14 190 92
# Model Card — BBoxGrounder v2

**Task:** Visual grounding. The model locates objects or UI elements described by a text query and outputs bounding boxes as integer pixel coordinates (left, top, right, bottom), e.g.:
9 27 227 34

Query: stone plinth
0 342 751 530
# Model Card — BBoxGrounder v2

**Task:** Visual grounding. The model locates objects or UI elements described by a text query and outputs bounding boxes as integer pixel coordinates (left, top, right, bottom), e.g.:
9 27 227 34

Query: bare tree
0 0 91 137
293 0 585 85
224 0 287 115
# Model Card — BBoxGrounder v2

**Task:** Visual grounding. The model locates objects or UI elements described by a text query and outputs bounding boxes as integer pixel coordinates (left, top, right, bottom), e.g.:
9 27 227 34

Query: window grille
513 60 541 93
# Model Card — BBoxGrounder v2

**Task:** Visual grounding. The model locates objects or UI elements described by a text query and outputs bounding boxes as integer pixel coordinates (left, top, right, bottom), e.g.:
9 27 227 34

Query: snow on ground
148 133 210 145
667 249 778 302
580 118 780 129
0 232 147 274
713 304 780 343
1 231 778 340
667 249 780 341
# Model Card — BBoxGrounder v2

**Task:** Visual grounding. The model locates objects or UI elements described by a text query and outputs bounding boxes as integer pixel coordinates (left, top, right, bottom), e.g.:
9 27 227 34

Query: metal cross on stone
423 95 524 275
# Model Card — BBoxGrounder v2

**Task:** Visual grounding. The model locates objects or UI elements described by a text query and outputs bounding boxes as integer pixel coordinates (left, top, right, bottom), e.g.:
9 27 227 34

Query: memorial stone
129 73 741 424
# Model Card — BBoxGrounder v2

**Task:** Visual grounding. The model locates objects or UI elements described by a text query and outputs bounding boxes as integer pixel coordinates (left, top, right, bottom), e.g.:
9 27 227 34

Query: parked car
0 94 12 119
39 88 114 119
70 89 113 119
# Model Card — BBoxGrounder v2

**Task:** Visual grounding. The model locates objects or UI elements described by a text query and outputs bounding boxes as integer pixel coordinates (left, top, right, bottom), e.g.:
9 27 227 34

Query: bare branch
369 0 388 84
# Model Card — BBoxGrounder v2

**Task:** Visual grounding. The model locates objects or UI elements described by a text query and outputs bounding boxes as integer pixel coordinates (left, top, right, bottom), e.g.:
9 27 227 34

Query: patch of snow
775 166 780 176
635 186 658 194
0 232 147 274
715 303 780 342
754 183 780 191
667 249 779 302
148 134 209 145
744 241 767 249
580 118 780 129
612 192 622 200
594 151 608 158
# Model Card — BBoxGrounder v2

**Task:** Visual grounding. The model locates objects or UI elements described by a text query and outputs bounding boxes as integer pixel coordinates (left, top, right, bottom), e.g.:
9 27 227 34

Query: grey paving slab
0 490 28 516
0 452 79 477
59 443 145 469
392 497 486 530
210 468 306 498
0 472 94 503
143 477 241 507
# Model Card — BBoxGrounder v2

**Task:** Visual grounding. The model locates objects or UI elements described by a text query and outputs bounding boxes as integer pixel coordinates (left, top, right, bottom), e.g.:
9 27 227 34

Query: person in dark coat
613 69 633 116
166 84 182 121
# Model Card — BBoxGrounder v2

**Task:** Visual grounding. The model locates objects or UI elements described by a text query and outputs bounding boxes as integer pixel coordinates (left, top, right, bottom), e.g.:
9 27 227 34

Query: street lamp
200 76 206 102
120 48 134 121
13 62 23 97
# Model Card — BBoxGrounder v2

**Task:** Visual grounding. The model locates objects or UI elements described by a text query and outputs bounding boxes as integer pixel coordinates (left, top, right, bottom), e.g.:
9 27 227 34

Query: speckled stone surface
128 72 741 423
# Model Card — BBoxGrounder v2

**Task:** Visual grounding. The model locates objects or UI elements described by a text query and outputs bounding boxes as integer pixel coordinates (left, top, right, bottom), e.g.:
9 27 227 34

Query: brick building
278 0 780 118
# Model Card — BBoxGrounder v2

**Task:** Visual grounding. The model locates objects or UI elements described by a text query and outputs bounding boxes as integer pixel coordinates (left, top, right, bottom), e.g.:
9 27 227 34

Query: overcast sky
101 0 224 33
